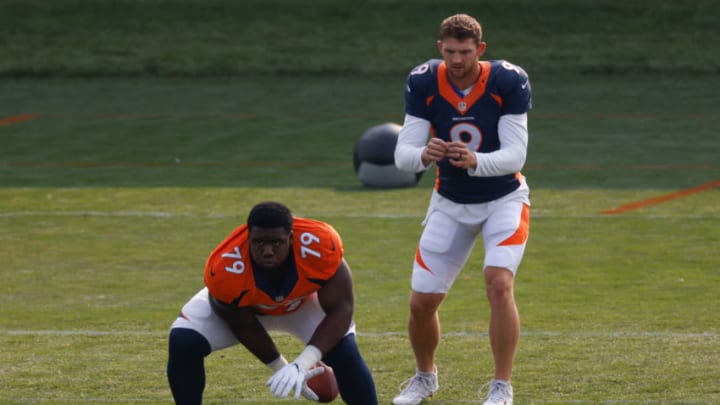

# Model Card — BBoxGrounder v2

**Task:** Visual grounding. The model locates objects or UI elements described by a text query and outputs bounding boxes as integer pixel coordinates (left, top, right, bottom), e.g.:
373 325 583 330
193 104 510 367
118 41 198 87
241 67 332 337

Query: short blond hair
439 14 483 44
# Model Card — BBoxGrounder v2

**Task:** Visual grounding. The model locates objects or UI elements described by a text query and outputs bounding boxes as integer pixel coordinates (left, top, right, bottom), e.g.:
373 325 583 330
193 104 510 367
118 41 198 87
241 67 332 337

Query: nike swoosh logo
521 80 529 89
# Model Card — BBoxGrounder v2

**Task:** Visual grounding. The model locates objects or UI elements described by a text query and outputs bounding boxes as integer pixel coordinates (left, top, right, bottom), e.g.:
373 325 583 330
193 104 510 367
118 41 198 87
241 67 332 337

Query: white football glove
267 362 304 398
265 345 323 399
266 362 325 399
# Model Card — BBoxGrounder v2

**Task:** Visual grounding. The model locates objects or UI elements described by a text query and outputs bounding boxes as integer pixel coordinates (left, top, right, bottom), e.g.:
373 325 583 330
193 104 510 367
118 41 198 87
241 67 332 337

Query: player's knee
484 268 514 301
168 328 211 360
409 292 444 318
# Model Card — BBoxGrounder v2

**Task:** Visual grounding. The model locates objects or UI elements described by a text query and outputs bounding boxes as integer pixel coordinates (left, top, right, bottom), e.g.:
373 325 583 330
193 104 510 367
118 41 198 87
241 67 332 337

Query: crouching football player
167 201 378 404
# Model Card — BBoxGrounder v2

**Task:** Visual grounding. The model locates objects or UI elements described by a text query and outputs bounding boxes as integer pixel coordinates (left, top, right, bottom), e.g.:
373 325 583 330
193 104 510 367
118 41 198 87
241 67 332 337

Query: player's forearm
308 262 355 354
395 114 432 173
395 144 428 172
307 305 353 355
470 146 526 176
234 324 282 363
209 296 281 363
468 113 528 177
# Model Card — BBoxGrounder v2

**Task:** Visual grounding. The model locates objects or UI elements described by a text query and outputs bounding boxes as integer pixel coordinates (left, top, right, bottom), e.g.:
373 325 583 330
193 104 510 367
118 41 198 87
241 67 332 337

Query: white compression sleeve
394 114 432 173
468 113 528 177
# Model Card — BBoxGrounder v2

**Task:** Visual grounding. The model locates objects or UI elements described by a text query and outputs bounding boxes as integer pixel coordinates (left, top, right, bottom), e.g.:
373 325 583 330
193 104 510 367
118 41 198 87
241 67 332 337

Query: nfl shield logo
458 102 467 112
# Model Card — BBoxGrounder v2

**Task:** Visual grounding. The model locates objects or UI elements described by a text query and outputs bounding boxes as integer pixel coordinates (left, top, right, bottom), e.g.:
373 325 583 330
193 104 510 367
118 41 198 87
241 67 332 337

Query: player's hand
266 362 316 399
447 141 477 169
300 366 325 401
266 363 324 399
422 138 448 165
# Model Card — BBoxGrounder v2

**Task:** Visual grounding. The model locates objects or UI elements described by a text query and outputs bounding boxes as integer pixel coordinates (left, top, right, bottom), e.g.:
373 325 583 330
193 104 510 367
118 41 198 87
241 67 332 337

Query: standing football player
167 201 378 404
392 13 531 405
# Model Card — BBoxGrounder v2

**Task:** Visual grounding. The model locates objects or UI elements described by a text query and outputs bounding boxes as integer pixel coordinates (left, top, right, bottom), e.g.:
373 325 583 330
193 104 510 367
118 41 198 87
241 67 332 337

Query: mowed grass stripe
7 111 716 119
2 329 719 338
2 210 719 220
2 162 719 170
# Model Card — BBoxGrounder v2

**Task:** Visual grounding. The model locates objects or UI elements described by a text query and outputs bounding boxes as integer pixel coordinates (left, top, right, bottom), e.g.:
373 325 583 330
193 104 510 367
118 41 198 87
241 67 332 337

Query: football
306 361 339 403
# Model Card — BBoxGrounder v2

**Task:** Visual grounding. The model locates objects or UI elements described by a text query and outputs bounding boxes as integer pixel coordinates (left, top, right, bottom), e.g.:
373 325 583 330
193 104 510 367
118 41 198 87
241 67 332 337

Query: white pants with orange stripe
411 182 530 294
171 288 356 352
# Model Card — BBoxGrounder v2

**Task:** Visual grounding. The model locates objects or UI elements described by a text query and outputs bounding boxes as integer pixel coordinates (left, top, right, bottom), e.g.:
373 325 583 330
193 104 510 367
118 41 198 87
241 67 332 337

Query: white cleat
480 379 513 405
392 373 439 405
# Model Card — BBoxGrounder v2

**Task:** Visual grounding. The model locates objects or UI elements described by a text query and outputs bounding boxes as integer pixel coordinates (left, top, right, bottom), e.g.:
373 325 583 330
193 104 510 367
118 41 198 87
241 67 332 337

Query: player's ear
477 42 487 56
437 40 443 53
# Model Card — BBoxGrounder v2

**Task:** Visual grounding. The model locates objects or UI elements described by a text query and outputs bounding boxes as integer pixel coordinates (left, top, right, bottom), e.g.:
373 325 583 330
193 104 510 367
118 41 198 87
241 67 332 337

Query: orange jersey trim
204 217 344 315
433 165 441 192
490 93 503 108
437 61 491 115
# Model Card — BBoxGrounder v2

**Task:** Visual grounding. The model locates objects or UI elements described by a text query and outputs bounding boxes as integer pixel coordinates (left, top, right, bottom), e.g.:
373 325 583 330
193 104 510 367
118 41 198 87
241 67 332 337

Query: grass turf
1 0 719 403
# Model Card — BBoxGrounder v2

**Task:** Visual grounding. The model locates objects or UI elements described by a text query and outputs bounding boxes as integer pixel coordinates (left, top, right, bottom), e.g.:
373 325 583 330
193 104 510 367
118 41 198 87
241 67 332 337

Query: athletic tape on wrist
293 345 322 372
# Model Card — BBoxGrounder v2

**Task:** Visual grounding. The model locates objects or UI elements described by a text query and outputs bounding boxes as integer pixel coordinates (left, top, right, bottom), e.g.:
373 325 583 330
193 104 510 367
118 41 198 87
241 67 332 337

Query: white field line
0 210 717 220
1 329 717 338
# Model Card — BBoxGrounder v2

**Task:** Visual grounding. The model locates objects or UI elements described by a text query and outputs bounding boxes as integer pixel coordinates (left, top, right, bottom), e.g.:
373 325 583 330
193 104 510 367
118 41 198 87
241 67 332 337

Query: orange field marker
599 179 720 215
0 114 39 127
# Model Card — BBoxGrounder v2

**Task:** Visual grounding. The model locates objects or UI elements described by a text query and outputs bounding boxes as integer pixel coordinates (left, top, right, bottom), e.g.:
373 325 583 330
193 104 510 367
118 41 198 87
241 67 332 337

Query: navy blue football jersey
404 59 532 203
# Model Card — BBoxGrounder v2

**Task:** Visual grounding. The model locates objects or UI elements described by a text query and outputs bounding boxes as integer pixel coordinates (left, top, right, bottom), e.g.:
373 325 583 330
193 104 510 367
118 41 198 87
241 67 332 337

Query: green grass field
1 0 719 404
